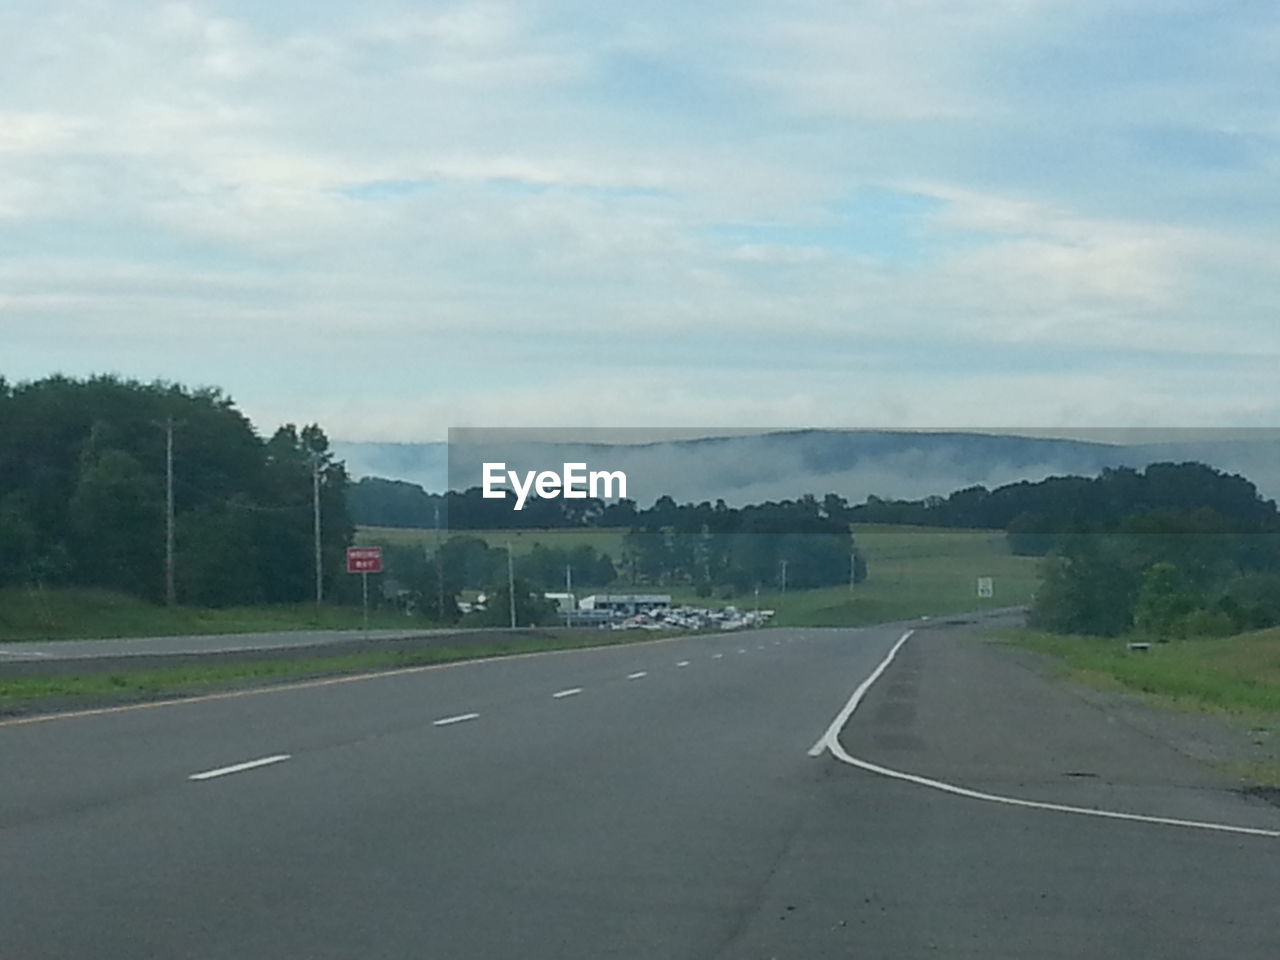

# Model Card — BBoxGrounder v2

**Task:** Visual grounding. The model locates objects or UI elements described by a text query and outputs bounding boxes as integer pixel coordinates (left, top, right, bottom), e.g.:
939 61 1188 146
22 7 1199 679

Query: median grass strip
1000 627 1280 717
0 631 666 709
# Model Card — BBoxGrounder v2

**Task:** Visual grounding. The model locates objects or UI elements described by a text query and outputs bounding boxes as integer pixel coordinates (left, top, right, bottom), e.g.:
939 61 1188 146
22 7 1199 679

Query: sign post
346 547 383 631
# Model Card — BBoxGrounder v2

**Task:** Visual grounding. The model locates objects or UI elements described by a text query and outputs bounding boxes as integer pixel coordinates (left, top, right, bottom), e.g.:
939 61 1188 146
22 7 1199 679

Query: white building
543 592 576 613
578 594 672 616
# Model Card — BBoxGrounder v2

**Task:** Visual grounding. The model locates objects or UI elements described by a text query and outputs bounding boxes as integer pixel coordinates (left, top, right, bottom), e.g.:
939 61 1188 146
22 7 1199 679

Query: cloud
2 0 1278 440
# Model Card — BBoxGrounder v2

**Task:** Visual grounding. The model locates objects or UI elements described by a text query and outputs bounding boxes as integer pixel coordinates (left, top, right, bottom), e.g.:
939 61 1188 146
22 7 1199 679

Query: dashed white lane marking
189 754 291 781
677 660 690 668
811 630 1280 840
712 653 724 659
0 649 50 658
552 688 582 699
737 649 746 654
627 671 648 680
433 713 480 726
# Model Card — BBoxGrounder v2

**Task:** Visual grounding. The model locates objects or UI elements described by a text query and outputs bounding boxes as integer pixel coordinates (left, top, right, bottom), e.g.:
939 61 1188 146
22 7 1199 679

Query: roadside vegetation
1003 626 1280 717
0 587 433 642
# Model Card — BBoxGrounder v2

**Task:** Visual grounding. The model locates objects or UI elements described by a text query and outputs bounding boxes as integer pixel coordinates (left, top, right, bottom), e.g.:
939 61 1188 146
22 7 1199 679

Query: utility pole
164 416 176 606
780 559 788 598
152 415 182 606
849 547 857 594
507 541 517 629
312 454 323 611
434 502 445 623
565 563 573 629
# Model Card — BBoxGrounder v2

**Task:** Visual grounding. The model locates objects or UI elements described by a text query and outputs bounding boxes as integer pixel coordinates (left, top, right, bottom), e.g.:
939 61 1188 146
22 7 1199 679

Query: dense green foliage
1023 465 1280 637
621 501 862 592
0 375 353 607
351 484 864 596
852 463 1280 538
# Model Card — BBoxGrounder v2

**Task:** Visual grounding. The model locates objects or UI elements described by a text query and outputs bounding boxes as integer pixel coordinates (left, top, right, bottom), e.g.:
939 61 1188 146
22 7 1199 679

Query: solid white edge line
811 630 1280 840
627 671 648 680
433 712 480 726
188 754 291 781
552 688 582 699
808 629 914 757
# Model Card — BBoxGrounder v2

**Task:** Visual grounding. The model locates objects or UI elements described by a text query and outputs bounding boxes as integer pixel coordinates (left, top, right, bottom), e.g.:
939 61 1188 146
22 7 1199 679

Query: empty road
3 614 1278 958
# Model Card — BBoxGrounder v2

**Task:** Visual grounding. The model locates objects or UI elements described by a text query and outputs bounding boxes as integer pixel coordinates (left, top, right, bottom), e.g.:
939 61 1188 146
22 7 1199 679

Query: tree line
351 463 1279 543
0 375 353 607
368 537 616 625
10 375 1276 639
994 464 1280 637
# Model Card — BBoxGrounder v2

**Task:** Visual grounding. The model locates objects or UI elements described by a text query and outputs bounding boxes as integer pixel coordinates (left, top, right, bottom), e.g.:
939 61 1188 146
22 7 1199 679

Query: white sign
977 576 994 598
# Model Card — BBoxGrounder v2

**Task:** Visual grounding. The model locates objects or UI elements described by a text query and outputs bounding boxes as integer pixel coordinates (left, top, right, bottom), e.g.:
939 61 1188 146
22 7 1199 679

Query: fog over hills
332 430 1280 506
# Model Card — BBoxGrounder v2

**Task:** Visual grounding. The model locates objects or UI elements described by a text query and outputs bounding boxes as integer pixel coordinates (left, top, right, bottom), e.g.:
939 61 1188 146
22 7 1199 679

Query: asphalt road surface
3 614 1278 958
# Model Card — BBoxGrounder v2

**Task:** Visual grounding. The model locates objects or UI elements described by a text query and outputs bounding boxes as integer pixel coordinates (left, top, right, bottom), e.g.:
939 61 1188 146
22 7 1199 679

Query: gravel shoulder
842 617 1280 826
991 634 1280 797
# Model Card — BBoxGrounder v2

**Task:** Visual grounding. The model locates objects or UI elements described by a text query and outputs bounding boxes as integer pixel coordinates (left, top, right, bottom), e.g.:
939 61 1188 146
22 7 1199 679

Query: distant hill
333 440 448 493
332 429 1280 505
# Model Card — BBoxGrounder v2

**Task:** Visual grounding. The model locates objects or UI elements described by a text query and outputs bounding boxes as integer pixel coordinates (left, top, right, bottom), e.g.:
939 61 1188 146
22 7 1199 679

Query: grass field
359 524 1039 627
0 588 435 642
1003 627 1280 718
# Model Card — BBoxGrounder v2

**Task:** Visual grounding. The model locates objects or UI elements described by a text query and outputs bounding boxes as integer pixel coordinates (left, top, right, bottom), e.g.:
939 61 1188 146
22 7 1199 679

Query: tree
1029 538 1141 636
177 504 263 607
1132 563 1197 640
0 375 356 606
465 577 557 627
69 446 162 599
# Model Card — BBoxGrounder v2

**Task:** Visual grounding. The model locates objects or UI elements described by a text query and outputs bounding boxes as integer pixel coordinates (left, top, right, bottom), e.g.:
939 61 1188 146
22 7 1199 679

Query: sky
3 0 1279 441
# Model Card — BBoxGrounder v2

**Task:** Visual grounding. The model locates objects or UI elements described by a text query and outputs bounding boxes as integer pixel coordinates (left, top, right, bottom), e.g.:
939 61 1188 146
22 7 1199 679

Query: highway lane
1 623 898 958
3 616 1279 958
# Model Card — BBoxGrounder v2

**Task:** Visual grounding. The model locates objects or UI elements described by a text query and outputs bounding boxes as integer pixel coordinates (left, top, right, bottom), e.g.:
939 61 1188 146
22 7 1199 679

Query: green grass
0 630 670 708
0 587 438 642
744 529 1037 627
1001 626 1280 717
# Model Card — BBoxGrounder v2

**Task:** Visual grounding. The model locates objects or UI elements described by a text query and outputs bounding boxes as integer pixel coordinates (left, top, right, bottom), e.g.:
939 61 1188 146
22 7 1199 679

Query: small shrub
1179 608 1236 638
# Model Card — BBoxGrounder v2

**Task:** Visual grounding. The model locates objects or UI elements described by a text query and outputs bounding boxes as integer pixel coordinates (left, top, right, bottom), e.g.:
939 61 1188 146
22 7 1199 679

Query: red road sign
346 546 383 574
